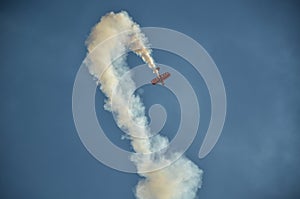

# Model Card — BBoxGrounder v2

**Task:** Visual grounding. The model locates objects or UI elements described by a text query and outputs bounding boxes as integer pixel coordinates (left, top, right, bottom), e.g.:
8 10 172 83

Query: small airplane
150 67 171 86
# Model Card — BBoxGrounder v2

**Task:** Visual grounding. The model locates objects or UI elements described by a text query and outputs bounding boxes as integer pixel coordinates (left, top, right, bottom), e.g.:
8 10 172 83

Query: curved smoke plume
85 11 203 199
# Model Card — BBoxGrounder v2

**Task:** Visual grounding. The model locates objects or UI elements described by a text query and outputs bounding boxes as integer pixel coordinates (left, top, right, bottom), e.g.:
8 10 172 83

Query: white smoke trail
85 11 203 199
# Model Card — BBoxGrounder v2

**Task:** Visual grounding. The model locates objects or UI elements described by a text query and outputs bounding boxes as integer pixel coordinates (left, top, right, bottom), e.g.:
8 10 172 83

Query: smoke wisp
85 11 203 199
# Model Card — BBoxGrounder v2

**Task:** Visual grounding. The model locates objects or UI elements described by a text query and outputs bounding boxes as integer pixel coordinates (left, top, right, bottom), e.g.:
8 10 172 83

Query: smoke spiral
83 11 203 199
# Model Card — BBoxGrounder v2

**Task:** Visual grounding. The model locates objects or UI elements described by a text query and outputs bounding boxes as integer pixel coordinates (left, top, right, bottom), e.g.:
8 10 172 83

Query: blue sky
1 0 300 198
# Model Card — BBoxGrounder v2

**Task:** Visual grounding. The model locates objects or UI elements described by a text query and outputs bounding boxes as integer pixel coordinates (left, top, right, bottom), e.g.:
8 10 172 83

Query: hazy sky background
1 0 299 198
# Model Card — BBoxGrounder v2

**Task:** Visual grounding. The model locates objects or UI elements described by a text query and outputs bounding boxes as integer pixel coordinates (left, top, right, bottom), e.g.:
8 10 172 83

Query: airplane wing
151 77 160 85
161 72 170 79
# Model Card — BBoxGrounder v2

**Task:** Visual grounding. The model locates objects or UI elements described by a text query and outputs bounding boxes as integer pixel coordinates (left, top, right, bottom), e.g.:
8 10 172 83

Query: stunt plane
132 46 170 85
150 67 171 86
